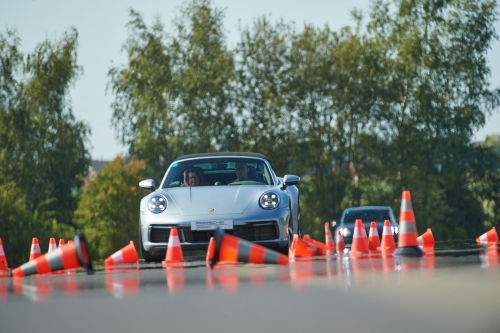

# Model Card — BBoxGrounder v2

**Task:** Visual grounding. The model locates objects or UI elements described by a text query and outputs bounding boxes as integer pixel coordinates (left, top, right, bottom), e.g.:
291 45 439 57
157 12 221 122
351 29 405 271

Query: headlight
340 228 352 237
148 195 167 213
259 191 280 210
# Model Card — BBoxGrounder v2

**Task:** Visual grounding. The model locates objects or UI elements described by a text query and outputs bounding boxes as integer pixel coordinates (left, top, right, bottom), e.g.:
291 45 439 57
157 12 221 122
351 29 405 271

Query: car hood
162 186 270 215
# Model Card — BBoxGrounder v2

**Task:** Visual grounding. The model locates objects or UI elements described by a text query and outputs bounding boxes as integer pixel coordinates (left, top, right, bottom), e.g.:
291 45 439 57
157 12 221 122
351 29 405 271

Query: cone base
395 246 423 257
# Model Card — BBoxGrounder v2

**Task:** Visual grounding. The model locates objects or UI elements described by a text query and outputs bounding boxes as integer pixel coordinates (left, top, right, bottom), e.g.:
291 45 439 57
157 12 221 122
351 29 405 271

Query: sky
1 0 499 160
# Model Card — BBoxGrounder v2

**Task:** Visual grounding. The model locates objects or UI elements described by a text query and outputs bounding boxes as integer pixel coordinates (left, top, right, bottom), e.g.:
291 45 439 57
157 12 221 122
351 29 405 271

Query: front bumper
140 210 289 255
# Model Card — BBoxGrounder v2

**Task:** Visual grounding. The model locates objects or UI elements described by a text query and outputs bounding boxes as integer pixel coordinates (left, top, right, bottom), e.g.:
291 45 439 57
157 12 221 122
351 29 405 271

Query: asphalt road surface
1 247 499 333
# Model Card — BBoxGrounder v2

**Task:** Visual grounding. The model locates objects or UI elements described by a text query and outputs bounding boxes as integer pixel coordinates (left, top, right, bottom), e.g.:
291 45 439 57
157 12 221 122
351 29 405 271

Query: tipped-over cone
476 227 498 244
12 231 93 277
105 241 139 266
210 228 288 268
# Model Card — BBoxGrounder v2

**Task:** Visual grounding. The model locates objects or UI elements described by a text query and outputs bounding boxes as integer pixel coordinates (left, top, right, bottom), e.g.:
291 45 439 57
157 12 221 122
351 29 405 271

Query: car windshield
161 157 275 188
342 209 393 224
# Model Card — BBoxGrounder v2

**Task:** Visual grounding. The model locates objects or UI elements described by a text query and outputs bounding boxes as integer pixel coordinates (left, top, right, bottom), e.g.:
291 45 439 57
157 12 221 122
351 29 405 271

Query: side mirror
331 221 337 228
281 174 300 190
139 179 155 192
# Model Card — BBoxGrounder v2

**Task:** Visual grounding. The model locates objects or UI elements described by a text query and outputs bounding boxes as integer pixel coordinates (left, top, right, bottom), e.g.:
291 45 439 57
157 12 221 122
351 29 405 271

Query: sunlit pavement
0 246 499 333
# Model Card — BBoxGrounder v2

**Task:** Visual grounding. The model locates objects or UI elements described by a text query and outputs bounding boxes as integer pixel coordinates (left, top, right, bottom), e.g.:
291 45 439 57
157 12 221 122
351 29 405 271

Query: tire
139 222 162 263
279 209 294 255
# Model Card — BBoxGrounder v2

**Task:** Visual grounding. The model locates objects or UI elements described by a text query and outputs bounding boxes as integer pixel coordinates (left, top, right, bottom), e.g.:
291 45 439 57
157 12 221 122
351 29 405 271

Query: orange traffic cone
396 191 423 256
105 241 139 266
417 228 435 247
476 227 498 244
47 238 57 253
289 234 321 259
0 238 9 276
350 219 369 256
11 231 93 277
302 235 328 256
29 238 41 261
336 230 345 254
206 237 215 267
379 220 396 252
162 228 185 266
58 239 65 247
210 228 288 267
324 222 335 254
368 222 381 252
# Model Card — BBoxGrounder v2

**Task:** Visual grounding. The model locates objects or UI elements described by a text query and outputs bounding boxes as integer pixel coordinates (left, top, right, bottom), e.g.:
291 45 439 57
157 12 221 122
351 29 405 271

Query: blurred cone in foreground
0 238 9 276
303 235 328 256
66 240 76 274
12 231 93 278
105 241 139 266
289 234 320 259
417 228 435 247
336 231 345 254
368 222 381 252
162 228 185 266
396 191 423 257
379 220 396 252
476 227 498 244
350 219 369 256
210 228 288 268
324 222 335 254
29 238 41 261
206 237 215 267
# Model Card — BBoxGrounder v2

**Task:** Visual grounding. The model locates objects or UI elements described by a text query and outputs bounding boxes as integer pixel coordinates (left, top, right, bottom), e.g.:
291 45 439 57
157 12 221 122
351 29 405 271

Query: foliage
107 0 500 242
0 28 90 265
73 156 147 260
0 28 90 225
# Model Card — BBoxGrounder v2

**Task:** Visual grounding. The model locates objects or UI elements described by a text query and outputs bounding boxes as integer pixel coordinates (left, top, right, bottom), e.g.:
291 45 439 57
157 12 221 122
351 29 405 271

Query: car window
161 157 274 188
342 209 392 224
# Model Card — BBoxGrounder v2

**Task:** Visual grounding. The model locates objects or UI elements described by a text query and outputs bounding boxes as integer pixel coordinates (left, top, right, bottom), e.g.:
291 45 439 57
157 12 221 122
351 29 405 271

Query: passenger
183 168 210 186
234 162 250 181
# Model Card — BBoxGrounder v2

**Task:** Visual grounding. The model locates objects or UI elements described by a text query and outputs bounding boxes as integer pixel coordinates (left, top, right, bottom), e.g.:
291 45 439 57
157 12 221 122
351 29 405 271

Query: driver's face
235 163 249 179
187 172 200 186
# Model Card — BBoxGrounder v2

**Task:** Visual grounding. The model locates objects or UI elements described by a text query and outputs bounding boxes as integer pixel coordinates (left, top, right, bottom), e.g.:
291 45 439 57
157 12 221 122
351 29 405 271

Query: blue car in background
336 206 399 246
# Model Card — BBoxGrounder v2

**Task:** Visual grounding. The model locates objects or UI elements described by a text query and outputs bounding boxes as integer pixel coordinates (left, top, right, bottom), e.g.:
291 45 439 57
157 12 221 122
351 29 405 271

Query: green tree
74 156 147 260
109 1 235 179
0 28 91 227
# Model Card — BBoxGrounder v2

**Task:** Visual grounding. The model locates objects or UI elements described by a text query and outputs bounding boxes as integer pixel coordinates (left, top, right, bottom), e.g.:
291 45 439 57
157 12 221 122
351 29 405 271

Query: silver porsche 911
138 152 301 262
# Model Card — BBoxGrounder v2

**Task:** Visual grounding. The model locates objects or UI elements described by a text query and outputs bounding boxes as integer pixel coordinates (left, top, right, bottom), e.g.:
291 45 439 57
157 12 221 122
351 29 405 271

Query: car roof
173 152 268 162
343 206 393 211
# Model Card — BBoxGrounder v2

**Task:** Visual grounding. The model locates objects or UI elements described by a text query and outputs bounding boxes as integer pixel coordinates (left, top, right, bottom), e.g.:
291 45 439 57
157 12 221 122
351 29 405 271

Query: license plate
191 220 234 231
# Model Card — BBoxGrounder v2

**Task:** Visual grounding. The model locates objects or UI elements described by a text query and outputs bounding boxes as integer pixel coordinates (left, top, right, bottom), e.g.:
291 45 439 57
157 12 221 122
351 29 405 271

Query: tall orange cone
368 222 381 252
11 231 93 277
210 228 288 267
162 228 185 265
379 220 396 252
58 239 65 247
47 238 57 253
302 235 328 255
324 222 335 254
0 238 9 275
350 219 369 256
396 191 423 256
476 227 498 244
336 230 345 254
29 238 41 261
105 241 139 266
289 234 321 259
417 228 435 247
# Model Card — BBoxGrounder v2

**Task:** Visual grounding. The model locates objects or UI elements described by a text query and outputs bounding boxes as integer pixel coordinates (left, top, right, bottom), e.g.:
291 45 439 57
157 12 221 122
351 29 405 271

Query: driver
234 162 250 181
